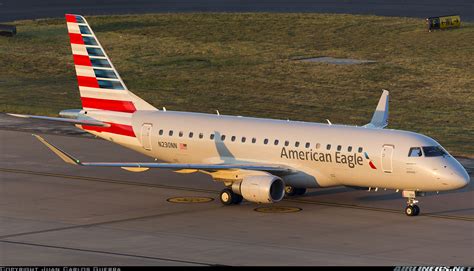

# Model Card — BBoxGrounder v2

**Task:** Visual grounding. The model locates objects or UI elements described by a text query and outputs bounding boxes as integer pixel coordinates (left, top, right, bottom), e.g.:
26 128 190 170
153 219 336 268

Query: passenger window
199 133 203 139
179 131 183 137
221 135 226 141
169 130 173 136
274 139 279 145
327 144 331 150
305 142 310 148
189 132 193 138
408 147 423 157
242 137 246 143
264 139 269 144
252 138 256 143
284 141 289 146
315 143 320 149
337 145 342 151
231 136 236 142
295 141 300 147
358 147 363 153
210 134 215 140
159 129 163 135
348 146 352 152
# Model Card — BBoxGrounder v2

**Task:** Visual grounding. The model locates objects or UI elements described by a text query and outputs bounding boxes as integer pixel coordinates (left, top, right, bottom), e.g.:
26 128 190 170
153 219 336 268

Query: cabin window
326 144 331 150
242 137 246 143
210 134 215 140
189 132 193 138
231 136 236 142
358 147 363 153
274 139 279 145
221 135 226 141
337 145 342 151
159 129 163 135
408 147 423 157
169 130 173 136
252 138 256 143
295 141 300 147
284 140 289 146
199 133 203 139
348 146 352 152
305 142 310 148
264 139 269 144
422 146 447 157
315 143 320 149
179 131 183 137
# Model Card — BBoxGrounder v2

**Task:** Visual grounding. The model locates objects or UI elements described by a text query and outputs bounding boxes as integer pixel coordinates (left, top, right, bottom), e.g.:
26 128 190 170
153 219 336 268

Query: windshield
408 147 422 157
422 146 447 157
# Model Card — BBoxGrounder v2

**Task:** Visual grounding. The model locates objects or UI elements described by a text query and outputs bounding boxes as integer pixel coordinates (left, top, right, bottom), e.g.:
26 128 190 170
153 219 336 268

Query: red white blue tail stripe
65 14 156 138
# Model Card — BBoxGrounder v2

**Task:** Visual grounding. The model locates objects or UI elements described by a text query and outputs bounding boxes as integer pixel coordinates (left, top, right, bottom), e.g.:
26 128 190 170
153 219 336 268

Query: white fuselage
84 109 469 192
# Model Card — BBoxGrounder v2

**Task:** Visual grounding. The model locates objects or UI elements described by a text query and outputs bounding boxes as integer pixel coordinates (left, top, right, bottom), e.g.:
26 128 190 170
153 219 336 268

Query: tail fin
65 14 156 113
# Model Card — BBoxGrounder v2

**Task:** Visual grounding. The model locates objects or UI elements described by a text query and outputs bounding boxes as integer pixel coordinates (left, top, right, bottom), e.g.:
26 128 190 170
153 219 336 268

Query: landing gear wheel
405 206 415 216
232 194 243 205
220 188 235 205
295 188 307 196
285 185 297 196
413 205 420 216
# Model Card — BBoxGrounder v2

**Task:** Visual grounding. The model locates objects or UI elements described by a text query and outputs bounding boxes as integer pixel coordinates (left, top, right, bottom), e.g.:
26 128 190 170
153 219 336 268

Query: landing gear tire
295 188 307 196
285 185 297 196
405 205 420 216
285 186 306 196
413 205 420 216
405 206 414 216
220 188 235 205
232 194 243 205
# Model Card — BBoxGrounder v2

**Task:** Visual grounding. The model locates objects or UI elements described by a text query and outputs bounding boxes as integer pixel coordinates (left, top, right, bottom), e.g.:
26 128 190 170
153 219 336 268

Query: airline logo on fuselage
280 147 365 168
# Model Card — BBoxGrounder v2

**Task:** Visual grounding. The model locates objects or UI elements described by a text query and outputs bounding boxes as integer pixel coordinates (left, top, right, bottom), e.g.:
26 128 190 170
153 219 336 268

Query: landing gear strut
284 185 306 196
403 190 421 216
220 188 243 205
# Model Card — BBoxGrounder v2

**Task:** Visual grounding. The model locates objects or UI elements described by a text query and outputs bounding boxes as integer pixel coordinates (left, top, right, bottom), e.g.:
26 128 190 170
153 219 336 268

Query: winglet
364 89 389 129
32 134 81 165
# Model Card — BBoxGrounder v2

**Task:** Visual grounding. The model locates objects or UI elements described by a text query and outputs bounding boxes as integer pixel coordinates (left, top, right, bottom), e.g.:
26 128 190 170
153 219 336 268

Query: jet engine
232 174 285 203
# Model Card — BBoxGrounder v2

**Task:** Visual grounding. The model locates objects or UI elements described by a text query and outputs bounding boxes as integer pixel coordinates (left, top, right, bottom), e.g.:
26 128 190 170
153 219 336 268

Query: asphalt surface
1 0 473 23
0 122 473 265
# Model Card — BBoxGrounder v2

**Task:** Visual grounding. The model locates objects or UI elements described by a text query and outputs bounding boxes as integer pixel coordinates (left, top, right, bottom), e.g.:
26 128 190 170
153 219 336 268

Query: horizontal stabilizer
364 89 389 129
8 113 110 127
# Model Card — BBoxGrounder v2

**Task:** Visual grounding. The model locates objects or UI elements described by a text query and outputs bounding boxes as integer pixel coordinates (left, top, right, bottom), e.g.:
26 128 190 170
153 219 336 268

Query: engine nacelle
232 175 285 203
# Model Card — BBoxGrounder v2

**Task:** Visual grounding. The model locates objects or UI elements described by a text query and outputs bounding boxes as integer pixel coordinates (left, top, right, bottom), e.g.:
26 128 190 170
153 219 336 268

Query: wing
363 89 389 129
33 134 293 174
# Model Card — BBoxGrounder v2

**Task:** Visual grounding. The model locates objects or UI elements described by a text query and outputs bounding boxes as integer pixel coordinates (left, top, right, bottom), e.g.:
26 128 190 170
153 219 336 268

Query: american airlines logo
280 147 366 169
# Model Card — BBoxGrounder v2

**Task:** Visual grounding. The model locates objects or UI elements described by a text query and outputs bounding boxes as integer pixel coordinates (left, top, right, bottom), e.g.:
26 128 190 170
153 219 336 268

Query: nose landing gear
403 190 422 216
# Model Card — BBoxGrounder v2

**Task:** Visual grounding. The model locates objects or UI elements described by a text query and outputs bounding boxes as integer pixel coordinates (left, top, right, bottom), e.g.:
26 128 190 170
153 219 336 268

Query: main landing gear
403 190 422 216
220 188 243 205
284 185 306 197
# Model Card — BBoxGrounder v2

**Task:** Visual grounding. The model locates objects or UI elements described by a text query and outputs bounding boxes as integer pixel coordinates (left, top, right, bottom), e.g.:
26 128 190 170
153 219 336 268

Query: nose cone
450 163 470 189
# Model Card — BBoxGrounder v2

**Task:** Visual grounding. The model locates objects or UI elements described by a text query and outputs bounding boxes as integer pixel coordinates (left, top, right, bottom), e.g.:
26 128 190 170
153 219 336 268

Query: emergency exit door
141 124 153 151
381 145 394 173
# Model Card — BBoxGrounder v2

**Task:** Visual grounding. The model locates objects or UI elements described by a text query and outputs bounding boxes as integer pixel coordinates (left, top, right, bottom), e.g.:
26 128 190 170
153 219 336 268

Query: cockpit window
422 146 447 157
408 147 422 157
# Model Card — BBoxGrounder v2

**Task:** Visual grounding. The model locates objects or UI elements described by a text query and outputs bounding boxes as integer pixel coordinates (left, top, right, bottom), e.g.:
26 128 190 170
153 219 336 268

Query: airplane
9 14 470 217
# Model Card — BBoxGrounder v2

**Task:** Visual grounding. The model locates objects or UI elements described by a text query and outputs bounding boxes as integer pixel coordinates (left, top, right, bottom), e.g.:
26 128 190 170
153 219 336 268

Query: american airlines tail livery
10 14 470 216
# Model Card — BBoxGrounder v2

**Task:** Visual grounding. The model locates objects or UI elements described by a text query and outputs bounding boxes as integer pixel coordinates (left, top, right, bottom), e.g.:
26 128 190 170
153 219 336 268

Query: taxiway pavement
0 127 473 266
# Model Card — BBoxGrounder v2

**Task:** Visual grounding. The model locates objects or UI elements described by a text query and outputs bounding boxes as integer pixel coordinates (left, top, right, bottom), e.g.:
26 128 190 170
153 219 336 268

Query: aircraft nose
450 165 470 189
